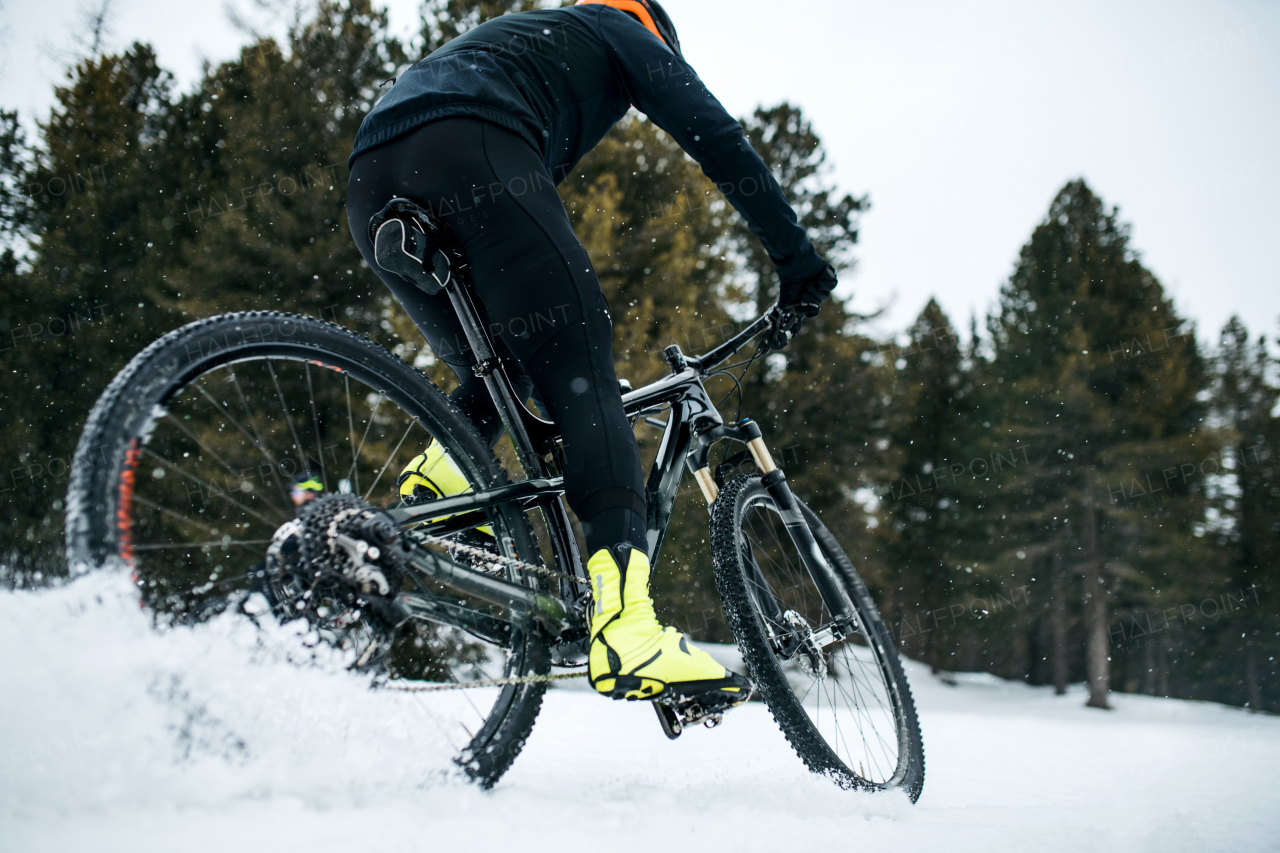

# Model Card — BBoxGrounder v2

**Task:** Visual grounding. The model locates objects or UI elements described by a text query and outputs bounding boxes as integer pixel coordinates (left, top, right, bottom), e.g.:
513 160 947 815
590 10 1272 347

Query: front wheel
711 474 925 801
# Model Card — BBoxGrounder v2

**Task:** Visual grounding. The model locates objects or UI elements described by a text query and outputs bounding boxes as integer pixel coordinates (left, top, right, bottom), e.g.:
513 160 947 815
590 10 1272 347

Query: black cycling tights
347 118 646 557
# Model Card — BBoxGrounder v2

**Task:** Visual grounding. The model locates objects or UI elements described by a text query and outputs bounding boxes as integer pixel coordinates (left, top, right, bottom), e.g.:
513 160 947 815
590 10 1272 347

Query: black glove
779 262 838 319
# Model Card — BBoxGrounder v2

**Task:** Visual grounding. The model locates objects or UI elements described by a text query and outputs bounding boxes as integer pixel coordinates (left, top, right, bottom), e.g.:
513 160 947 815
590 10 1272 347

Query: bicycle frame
383 272 852 662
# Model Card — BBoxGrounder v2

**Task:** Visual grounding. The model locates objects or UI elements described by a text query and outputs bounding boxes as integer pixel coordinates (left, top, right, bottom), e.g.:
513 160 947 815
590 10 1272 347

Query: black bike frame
383 273 854 657
385 285 772 571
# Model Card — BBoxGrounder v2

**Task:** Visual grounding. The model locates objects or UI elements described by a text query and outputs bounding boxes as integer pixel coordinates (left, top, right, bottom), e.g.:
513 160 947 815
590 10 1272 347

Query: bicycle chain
413 532 590 586
378 670 587 692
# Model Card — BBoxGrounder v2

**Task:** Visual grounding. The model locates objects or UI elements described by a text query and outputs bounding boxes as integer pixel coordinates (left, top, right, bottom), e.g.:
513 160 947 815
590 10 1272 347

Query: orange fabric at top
575 0 664 45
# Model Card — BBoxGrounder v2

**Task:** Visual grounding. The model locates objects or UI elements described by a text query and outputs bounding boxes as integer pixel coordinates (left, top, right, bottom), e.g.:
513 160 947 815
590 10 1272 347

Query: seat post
442 279 549 481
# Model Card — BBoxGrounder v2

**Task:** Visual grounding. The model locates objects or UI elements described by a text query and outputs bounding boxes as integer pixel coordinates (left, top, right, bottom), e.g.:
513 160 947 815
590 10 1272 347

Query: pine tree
880 299 974 670
419 0 545 52
1208 317 1279 711
0 2 413 576
0 109 35 580
0 110 32 242
161 1 405 335
0 44 183 574
988 179 1207 708
731 103 866 317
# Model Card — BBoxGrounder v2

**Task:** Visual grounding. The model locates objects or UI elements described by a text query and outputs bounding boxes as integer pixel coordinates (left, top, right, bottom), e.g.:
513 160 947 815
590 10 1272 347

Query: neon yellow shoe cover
397 441 492 535
587 545 750 702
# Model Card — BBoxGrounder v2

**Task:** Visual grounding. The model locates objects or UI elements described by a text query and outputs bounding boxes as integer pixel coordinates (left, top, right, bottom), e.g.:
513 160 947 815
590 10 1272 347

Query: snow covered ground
2 572 1277 852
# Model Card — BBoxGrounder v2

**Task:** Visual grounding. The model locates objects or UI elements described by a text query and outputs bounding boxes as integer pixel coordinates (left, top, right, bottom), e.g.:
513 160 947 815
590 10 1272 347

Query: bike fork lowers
699 420 860 637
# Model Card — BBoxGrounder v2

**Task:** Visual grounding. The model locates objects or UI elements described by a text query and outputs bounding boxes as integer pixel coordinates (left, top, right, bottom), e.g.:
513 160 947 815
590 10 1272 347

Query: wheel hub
782 610 828 681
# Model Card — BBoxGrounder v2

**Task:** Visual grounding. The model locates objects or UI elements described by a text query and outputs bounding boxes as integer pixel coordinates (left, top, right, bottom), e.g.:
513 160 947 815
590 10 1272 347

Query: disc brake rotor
782 609 828 681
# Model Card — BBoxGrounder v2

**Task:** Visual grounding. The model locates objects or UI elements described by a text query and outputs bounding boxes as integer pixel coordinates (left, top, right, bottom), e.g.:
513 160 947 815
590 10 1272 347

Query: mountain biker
346 0 838 709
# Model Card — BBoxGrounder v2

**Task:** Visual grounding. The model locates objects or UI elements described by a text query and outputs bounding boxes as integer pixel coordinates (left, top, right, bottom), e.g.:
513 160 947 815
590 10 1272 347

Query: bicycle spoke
191 379 289 482
133 539 272 551
364 418 417 502
225 367 294 508
345 390 384 495
734 489 910 788
345 374 358 493
140 449 285 529
266 360 309 480
159 408 290 519
235 371 294 504
78 313 550 790
304 361 330 491
830 664 891 775
133 494 256 544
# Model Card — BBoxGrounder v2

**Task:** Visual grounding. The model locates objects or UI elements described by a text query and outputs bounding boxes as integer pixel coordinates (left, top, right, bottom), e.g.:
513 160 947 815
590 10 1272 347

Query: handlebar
688 303 797 374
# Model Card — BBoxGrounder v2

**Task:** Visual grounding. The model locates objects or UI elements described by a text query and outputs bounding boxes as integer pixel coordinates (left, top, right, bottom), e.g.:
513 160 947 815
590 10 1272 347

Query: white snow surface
2 572 1277 852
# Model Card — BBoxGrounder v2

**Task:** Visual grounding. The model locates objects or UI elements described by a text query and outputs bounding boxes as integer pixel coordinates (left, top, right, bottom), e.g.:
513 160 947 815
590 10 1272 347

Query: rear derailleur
260 494 412 667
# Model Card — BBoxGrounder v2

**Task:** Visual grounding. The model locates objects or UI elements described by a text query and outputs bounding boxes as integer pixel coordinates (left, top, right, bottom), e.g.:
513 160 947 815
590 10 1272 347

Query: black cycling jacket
350 4 825 282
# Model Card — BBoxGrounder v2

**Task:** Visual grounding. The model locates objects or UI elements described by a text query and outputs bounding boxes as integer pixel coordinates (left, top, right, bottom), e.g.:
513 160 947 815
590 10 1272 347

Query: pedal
652 683 753 740
653 701 683 740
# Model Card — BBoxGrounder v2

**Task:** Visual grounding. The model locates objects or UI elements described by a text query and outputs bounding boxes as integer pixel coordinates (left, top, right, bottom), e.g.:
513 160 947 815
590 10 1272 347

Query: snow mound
0 572 461 821
2 572 1278 852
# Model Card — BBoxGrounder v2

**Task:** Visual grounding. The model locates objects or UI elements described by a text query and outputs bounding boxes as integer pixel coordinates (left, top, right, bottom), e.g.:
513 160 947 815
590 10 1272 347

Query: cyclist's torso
352 7 634 180
350 4 826 283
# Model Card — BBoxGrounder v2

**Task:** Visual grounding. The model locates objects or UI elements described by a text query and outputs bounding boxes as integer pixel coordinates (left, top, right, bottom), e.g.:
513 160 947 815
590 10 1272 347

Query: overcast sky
1 0 1276 345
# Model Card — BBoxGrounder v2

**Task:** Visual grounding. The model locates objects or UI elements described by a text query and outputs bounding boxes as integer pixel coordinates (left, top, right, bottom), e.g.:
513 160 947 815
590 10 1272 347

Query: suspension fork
738 537 791 641
757 466 859 634
693 420 858 638
685 419 786 643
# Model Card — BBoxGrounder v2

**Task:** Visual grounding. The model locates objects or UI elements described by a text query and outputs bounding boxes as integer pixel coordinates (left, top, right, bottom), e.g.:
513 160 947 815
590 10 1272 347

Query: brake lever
761 307 802 354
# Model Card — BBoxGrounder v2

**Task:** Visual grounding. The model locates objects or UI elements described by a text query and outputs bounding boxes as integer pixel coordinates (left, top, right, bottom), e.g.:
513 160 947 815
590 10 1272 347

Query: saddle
368 198 463 295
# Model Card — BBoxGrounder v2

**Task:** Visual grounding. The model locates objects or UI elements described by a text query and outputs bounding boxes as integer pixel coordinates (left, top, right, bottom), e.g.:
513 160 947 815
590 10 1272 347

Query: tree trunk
1157 640 1169 697
1141 629 1157 695
1246 645 1263 713
961 632 979 673
1051 546 1068 695
1083 502 1111 709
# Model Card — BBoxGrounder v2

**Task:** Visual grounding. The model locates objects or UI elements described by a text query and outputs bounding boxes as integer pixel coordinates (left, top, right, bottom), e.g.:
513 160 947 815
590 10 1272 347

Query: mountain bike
65 201 924 800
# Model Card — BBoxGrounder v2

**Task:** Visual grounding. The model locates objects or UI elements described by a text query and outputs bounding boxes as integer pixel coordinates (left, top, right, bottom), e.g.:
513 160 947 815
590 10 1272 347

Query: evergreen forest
1 0 1276 714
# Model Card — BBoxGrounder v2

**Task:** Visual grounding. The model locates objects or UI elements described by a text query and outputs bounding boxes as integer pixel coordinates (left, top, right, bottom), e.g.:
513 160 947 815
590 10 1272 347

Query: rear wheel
65 311 550 787
711 475 925 801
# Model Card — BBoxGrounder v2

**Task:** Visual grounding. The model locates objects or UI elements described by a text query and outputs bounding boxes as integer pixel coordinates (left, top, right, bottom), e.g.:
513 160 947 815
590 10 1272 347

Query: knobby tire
711 474 925 801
